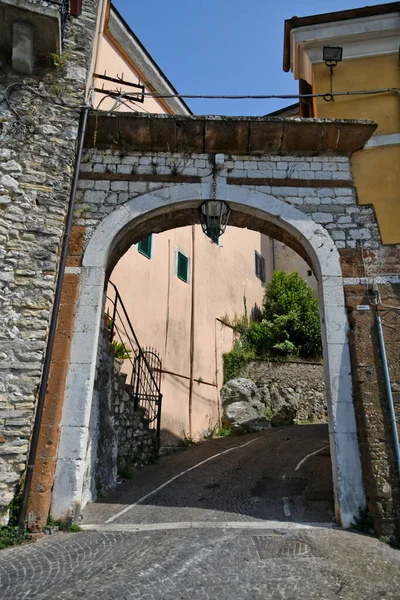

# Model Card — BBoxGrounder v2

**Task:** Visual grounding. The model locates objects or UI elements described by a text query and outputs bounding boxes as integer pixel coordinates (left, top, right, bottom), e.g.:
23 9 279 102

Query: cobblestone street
1 426 400 599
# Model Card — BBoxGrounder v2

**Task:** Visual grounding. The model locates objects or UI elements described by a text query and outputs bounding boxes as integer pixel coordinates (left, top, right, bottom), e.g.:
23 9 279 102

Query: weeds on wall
0 485 26 550
111 340 132 360
46 515 82 533
222 271 322 383
203 424 237 439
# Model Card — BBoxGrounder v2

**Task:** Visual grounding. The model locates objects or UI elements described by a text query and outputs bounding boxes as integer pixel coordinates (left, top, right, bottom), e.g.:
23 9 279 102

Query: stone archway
51 183 365 528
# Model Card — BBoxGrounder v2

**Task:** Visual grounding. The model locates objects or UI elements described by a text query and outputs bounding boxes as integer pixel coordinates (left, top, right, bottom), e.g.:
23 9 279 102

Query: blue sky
113 0 390 116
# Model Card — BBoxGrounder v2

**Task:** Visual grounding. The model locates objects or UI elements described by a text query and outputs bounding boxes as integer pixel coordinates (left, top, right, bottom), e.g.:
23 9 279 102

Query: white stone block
292 161 310 171
121 156 139 165
349 228 371 240
313 212 333 223
94 181 110 191
62 364 97 427
69 332 100 366
330 431 365 528
51 456 87 520
319 189 335 197
117 164 133 175
111 181 128 192
128 182 147 195
335 188 354 196
304 196 321 205
323 306 350 344
333 171 352 180
331 230 346 240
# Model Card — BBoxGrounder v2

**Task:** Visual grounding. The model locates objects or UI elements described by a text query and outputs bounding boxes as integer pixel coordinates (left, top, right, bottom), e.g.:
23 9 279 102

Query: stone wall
241 360 326 425
82 327 158 505
0 0 100 521
75 149 380 255
346 284 400 535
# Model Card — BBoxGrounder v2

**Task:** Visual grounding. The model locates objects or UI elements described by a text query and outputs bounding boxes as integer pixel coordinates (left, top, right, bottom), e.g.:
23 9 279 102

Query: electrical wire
2 81 399 125
125 87 400 101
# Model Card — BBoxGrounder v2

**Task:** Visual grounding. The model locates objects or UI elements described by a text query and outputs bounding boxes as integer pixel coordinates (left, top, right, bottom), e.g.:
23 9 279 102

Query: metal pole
18 106 90 536
375 310 400 480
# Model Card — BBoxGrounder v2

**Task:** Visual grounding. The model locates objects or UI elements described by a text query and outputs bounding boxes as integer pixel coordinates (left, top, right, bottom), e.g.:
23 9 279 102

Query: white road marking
82 521 335 532
282 497 291 517
105 435 265 523
294 445 330 472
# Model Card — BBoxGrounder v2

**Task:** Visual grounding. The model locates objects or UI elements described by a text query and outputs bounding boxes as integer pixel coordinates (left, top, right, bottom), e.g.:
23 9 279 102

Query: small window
138 234 152 259
255 251 265 282
177 251 189 282
307 270 312 277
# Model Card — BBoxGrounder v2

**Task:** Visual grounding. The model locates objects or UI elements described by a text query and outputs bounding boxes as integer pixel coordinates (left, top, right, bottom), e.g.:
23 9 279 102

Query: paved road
1 425 400 600
83 423 334 526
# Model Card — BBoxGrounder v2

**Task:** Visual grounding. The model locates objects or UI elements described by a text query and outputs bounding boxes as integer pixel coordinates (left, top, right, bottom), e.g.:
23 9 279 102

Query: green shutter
138 234 152 258
255 251 265 282
177 251 189 282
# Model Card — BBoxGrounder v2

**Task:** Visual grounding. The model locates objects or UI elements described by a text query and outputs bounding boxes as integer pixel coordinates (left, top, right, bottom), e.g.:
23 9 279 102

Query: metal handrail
107 281 162 394
106 281 162 444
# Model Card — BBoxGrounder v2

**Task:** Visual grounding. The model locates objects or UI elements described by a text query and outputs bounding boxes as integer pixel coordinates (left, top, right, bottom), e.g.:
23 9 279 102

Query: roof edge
283 1 400 72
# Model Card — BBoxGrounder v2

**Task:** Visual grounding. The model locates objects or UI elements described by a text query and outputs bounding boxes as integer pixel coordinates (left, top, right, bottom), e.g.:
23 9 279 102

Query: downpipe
375 310 400 480
18 106 90 536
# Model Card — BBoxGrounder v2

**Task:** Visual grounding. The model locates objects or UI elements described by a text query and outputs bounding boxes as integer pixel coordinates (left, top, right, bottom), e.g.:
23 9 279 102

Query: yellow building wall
313 54 400 244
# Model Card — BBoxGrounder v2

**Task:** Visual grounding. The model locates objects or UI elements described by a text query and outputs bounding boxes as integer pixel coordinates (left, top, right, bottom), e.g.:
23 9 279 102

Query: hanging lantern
198 199 231 244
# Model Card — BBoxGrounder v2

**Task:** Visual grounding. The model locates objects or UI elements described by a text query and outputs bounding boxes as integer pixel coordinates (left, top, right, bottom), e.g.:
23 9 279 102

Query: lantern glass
198 200 231 244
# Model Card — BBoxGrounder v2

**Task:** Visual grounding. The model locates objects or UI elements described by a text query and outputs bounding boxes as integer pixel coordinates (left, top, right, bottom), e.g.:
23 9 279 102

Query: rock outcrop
221 378 271 432
222 361 327 429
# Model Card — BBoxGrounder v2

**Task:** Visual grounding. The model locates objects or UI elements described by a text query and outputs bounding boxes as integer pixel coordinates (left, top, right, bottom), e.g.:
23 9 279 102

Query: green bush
222 271 322 382
257 271 322 359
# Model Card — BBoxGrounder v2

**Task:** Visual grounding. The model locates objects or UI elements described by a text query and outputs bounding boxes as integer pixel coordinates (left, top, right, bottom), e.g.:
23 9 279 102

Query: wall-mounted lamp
323 46 343 69
323 46 343 100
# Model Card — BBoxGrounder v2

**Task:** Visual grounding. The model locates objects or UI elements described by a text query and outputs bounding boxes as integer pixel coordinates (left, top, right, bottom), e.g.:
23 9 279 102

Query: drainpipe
18 106 90 535
188 225 196 438
375 310 400 480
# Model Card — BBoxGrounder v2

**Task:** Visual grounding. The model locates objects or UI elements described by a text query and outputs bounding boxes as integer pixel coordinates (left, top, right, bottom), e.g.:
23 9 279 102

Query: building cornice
283 2 400 82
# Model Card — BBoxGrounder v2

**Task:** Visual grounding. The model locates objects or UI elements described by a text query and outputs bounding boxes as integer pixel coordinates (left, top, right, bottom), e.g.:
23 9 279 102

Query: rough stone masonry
0 0 101 521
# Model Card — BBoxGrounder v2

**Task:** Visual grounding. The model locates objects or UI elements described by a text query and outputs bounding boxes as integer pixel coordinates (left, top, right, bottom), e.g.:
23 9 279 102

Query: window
307 270 312 277
138 234 152 259
177 251 189 282
255 251 265 282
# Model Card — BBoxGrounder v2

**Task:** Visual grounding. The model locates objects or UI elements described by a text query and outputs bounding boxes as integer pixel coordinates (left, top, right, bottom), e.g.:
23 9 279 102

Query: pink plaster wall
109 225 272 444
92 19 167 114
